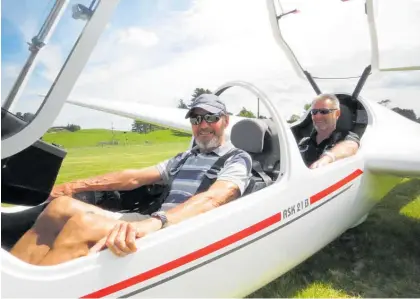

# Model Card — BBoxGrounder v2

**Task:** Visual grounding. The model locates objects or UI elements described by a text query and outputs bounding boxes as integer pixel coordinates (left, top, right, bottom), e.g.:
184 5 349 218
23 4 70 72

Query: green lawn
5 129 420 297
43 129 191 149
54 142 190 183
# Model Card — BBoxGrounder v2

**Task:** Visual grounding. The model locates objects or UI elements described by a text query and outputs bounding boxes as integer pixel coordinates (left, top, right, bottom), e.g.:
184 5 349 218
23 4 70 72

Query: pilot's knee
63 213 116 242
39 196 76 224
46 195 74 213
50 213 96 251
66 212 93 230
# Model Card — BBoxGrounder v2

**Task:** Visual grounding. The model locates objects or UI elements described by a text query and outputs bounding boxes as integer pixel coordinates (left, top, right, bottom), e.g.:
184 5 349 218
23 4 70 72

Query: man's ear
224 114 230 126
335 109 341 119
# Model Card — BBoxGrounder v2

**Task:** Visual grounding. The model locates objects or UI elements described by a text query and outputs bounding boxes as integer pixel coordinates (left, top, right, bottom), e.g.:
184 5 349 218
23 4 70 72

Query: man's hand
90 222 145 256
310 155 333 169
90 218 162 256
48 183 75 200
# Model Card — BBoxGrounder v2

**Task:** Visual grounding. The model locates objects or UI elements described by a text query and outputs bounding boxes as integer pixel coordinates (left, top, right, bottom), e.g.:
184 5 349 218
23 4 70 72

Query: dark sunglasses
311 108 337 115
189 113 222 125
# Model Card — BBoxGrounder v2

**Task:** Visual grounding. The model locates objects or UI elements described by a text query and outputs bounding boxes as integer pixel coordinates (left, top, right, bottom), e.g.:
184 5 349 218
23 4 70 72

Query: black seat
230 118 280 195
1 109 67 206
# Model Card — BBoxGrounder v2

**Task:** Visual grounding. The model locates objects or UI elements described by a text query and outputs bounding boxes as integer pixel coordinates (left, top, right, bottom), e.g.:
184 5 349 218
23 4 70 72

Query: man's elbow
350 141 360 154
343 141 360 158
208 188 240 208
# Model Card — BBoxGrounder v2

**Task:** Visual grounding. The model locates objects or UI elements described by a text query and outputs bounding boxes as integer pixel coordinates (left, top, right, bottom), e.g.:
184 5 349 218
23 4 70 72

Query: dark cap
185 94 227 118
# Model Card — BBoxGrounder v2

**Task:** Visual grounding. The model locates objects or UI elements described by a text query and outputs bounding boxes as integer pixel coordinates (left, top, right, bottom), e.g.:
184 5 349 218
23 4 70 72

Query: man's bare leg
10 196 121 264
38 212 122 266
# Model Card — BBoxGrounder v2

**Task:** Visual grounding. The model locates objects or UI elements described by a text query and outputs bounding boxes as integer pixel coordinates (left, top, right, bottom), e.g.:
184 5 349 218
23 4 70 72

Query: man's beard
314 120 335 132
195 134 222 152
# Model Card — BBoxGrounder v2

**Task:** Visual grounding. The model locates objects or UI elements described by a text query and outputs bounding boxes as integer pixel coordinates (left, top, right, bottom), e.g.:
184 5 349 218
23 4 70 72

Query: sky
2 0 420 131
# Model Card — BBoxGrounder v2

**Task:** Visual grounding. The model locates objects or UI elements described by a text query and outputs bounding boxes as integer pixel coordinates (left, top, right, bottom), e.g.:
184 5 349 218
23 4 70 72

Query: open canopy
267 0 420 81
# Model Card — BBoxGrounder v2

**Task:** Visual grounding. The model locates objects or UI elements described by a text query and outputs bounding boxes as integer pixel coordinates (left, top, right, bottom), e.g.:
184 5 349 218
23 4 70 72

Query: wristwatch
151 211 168 228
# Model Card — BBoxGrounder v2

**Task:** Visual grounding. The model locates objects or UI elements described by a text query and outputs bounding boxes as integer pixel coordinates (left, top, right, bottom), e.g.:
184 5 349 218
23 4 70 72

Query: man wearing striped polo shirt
11 94 253 265
157 94 252 213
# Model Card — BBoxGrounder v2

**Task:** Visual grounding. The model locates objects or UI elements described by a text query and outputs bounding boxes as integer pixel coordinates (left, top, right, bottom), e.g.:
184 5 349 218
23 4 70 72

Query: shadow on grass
249 179 420 298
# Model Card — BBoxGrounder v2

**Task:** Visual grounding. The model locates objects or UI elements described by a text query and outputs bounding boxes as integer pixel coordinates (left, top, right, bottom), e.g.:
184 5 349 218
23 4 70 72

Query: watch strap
151 211 168 228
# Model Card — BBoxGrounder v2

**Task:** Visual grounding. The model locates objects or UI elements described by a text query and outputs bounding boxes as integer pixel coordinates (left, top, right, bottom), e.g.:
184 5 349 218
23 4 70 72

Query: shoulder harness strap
147 146 199 213
195 148 241 194
251 160 272 186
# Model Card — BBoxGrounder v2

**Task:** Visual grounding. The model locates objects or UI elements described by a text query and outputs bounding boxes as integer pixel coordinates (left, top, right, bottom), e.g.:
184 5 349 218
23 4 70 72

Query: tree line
177 88 420 124
377 99 420 123
15 111 82 132
286 99 420 124
177 87 267 119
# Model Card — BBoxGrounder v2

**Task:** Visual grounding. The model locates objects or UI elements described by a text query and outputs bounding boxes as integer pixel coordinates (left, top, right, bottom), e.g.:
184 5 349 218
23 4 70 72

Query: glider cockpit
291 93 369 144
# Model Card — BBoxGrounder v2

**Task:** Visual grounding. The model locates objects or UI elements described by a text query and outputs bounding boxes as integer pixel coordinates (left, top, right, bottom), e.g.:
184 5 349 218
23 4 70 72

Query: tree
378 99 419 123
177 99 188 109
378 99 391 107
287 114 300 124
303 103 311 111
391 107 418 122
23 112 35 122
66 124 81 132
132 120 148 133
237 107 256 118
132 120 164 133
190 88 212 105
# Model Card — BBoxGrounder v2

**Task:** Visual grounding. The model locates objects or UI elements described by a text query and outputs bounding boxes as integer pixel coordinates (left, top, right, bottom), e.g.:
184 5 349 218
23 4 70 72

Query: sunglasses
311 108 337 115
189 113 222 125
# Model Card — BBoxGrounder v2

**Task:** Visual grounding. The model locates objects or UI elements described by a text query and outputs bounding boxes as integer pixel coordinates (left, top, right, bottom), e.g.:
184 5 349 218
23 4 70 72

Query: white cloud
37 43 64 82
2 64 21 78
116 27 159 47
15 0 417 129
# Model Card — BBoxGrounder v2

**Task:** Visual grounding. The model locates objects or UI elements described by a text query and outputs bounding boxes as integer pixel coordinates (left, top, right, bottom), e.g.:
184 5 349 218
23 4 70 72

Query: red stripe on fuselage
82 214 281 298
310 169 363 205
82 169 363 298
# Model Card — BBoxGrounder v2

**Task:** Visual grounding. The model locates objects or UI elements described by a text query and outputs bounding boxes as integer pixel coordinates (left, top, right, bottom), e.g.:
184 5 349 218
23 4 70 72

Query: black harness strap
148 147 272 213
141 147 199 214
195 149 242 194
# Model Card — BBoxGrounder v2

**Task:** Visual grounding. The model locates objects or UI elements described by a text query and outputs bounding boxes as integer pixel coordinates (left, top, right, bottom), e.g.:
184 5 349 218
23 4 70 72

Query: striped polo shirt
156 141 252 211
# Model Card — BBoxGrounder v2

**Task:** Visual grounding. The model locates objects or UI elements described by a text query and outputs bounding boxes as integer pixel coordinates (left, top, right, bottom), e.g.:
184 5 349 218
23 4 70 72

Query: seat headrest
336 104 354 132
231 119 268 153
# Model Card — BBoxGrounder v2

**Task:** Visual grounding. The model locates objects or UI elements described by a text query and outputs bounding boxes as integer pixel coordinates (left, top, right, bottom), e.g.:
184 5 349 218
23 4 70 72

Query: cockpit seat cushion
336 104 354 132
230 118 268 154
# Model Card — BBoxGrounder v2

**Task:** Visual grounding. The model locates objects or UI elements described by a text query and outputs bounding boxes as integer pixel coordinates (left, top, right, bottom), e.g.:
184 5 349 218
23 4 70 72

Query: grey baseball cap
185 94 227 118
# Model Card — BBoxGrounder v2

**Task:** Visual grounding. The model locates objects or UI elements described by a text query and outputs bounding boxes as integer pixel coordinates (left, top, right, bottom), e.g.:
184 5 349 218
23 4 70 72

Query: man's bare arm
328 140 359 161
132 180 240 234
310 140 359 169
165 180 240 225
51 166 162 197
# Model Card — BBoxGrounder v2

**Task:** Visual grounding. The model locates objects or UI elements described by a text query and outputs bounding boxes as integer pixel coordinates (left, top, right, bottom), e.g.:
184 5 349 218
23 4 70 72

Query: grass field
42 129 191 149
54 142 190 183
8 129 420 297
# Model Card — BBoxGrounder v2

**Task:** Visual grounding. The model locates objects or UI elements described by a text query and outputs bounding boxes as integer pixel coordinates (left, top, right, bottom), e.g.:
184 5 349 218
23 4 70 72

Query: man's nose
199 119 210 128
313 112 323 120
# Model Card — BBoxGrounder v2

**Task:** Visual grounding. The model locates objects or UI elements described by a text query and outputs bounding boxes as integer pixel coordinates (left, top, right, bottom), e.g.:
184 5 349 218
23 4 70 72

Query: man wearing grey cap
12 94 252 265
